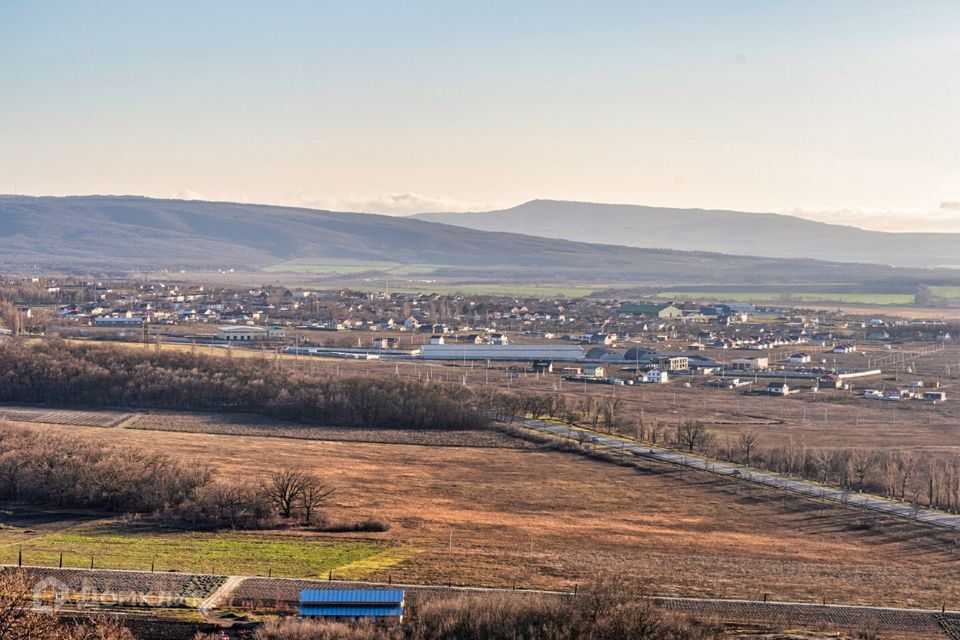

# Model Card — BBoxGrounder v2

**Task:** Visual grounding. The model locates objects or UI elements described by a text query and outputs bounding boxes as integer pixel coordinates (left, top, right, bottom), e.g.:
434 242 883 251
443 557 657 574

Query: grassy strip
656 290 915 304
9 522 394 579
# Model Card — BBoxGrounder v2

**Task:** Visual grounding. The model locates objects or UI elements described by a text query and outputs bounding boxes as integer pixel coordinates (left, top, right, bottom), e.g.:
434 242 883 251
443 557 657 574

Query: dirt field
0 406 136 428
130 412 530 449
7 418 960 611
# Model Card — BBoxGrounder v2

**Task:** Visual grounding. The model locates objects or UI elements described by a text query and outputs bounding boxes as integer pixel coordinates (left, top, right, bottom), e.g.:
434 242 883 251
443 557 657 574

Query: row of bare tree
0 341 490 431
0 424 336 529
503 388 960 513
713 439 960 510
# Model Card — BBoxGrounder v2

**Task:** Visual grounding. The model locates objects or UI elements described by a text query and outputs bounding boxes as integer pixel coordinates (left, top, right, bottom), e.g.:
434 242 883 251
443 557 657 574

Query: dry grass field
229 339 960 456
130 412 530 448
35 336 960 456
6 417 960 611
0 406 136 428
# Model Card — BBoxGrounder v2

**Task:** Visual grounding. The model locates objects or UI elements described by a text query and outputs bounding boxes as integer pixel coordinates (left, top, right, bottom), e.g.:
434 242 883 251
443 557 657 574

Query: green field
7 522 398 579
294 280 600 297
264 259 444 276
656 290 916 305
372 282 599 297
930 286 960 299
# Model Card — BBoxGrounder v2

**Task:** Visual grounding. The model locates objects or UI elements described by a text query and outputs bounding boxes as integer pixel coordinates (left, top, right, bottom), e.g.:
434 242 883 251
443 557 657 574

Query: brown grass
130 412 530 449
8 418 960 611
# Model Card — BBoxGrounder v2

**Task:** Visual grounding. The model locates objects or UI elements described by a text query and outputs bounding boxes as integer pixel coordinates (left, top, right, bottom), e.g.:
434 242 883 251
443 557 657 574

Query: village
1 276 953 407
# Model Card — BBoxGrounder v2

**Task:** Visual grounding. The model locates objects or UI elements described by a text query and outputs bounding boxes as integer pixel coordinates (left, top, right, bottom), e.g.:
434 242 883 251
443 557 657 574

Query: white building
639 369 669 384
730 356 769 371
418 344 585 361
217 325 285 341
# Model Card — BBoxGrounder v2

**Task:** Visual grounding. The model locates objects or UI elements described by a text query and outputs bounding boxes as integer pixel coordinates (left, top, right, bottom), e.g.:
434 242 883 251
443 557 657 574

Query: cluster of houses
1 278 950 402
864 385 947 403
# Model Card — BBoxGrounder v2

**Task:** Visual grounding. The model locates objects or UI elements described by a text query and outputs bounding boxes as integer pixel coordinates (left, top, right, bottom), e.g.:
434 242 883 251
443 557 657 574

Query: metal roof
300 589 404 605
419 344 585 361
299 605 403 618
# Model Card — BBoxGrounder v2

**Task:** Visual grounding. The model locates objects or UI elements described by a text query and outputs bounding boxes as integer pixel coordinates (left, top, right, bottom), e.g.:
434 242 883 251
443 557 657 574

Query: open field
130 412 531 449
0 406 135 428
46 338 960 456
931 286 960 299
657 289 917 305
798 303 960 320
132 269 605 297
303 280 606 297
5 418 960 610
263 258 428 275
2 520 394 579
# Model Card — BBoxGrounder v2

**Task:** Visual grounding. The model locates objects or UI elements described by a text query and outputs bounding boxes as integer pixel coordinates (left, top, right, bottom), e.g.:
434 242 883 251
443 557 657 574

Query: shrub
319 517 392 533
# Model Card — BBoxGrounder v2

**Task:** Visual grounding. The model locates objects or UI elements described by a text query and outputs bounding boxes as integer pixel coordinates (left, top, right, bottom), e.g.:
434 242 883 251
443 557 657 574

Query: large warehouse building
418 344 585 362
216 325 286 341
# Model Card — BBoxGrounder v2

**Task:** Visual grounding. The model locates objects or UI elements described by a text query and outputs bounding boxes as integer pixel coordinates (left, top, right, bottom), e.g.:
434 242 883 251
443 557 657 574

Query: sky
1 1 959 229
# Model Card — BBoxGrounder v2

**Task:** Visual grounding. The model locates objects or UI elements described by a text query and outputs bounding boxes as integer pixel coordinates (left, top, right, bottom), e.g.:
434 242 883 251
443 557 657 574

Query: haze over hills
0 195 947 285
413 200 960 269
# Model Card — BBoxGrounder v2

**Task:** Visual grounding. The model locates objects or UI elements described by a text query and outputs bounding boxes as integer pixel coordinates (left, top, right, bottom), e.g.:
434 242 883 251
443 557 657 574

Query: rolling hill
413 200 960 269
0 195 944 284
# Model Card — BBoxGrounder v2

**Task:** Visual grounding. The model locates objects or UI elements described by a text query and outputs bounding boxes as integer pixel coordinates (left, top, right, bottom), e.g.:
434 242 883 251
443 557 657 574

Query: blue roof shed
299 588 405 622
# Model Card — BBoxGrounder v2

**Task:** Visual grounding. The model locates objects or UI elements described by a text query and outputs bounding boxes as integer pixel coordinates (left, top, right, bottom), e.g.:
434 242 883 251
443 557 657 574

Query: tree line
0 424 341 530
0 341 490 431
493 385 960 514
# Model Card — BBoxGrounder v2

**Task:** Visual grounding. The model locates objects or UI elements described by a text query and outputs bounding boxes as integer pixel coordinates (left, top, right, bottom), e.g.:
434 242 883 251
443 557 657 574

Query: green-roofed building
618 303 683 318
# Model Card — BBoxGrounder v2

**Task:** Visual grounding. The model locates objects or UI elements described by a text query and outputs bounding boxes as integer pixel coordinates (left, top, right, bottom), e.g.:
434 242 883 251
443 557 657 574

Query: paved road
524 419 960 531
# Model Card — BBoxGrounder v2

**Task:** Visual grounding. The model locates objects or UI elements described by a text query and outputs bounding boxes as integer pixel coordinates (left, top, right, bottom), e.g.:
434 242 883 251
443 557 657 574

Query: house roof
299 605 403 617
218 325 267 332
300 589 404 605
619 303 676 315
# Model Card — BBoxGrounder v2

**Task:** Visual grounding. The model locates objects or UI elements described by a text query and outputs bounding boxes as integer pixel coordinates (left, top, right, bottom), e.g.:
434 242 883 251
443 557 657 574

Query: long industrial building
418 344 585 361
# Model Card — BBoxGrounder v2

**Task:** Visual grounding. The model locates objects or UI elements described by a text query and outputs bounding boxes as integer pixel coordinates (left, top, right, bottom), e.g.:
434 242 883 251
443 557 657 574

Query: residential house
765 381 790 396
639 368 669 384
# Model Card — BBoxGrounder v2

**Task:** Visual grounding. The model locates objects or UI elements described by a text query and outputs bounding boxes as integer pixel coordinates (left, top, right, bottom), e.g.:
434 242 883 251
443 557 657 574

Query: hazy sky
1 1 958 227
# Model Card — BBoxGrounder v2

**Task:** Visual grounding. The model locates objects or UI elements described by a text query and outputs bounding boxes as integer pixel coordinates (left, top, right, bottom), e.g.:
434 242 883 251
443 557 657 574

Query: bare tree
300 477 335 525
850 449 875 493
598 395 626 434
738 431 760 466
675 422 713 453
0 570 57 640
0 570 134 640
265 468 310 519
0 301 22 337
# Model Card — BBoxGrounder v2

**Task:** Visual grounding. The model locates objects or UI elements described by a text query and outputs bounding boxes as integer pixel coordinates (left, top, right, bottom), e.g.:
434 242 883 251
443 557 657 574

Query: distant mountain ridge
0 195 942 284
412 200 960 269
